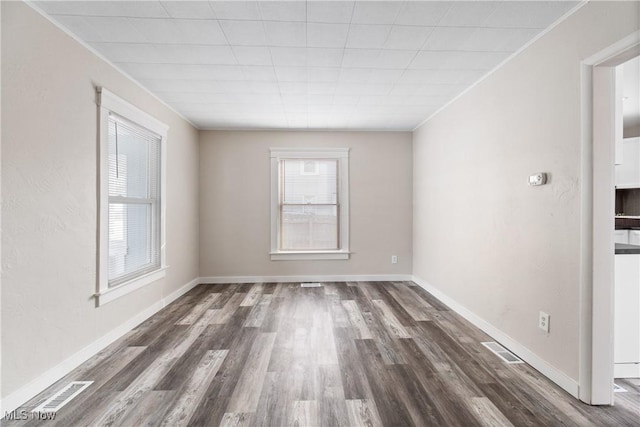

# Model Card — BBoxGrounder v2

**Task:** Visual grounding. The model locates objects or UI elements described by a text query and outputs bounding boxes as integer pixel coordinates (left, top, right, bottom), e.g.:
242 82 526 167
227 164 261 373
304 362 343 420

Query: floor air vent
481 342 524 364
614 383 627 393
32 381 93 413
300 282 322 288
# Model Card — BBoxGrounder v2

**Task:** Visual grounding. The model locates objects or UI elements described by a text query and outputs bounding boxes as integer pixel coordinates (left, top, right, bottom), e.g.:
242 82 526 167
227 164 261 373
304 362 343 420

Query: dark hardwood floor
3 281 639 426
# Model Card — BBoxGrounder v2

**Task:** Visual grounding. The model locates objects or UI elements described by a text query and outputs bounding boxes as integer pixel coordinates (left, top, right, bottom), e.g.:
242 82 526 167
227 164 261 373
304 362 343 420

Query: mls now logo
4 410 56 421
32 411 57 420
4 410 28 420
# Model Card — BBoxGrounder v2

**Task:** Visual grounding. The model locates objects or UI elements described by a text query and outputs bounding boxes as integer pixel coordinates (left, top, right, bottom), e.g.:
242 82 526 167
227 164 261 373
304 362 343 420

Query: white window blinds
279 159 338 250
107 114 161 286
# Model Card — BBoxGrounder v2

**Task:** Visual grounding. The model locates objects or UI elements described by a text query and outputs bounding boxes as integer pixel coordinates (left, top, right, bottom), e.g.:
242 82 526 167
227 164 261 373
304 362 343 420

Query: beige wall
413 1 640 382
199 131 412 278
1 2 199 399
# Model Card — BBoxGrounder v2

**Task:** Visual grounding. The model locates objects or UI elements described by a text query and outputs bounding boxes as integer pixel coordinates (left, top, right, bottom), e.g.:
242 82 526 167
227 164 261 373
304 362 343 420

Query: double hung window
270 148 350 260
96 88 167 305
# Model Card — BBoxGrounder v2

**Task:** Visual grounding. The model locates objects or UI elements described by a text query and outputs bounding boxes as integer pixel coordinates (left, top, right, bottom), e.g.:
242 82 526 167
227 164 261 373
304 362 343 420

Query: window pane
107 114 162 287
108 203 159 285
281 205 337 250
108 117 160 199
282 159 337 204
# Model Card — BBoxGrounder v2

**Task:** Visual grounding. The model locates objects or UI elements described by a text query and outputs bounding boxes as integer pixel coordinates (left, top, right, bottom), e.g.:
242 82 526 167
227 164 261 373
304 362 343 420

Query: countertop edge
615 243 640 255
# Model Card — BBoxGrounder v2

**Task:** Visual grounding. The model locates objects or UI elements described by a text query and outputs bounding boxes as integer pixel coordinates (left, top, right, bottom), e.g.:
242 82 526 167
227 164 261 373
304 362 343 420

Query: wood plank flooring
3 282 639 426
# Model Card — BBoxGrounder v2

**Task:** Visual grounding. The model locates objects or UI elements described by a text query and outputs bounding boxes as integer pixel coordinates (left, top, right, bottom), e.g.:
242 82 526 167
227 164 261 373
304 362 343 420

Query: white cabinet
615 67 624 165
614 254 640 378
630 230 640 245
615 229 630 244
615 137 640 188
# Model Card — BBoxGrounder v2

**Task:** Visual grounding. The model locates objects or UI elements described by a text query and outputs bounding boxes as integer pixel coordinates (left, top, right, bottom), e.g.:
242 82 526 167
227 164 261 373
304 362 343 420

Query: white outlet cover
539 311 550 332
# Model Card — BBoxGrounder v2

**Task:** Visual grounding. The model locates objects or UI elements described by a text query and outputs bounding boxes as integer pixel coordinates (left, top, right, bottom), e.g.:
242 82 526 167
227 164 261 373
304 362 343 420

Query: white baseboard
199 274 413 284
0 277 200 415
614 363 640 379
412 275 580 399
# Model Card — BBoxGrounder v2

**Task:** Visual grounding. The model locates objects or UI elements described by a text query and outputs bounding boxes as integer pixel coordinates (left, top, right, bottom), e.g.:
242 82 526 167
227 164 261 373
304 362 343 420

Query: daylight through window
107 115 161 286
96 87 168 305
270 148 350 261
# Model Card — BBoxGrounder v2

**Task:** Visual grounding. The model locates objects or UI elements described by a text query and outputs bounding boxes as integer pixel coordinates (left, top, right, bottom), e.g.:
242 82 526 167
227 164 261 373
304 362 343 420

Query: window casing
96 87 168 305
270 148 350 260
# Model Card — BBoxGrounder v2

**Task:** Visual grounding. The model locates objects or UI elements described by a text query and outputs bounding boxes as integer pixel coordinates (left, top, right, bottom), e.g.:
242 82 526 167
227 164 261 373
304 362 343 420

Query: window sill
96 266 168 306
270 251 351 261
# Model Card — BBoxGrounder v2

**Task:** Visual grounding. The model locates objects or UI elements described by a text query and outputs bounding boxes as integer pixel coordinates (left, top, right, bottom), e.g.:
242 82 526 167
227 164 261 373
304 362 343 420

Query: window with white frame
270 148 350 260
96 87 168 305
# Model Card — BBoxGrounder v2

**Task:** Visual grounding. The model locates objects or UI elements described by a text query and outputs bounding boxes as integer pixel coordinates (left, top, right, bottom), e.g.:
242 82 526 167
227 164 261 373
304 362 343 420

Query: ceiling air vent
32 381 93 413
481 342 524 364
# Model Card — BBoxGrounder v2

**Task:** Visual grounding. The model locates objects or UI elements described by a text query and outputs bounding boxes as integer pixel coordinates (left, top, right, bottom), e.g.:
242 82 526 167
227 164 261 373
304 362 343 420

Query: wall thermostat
528 172 547 186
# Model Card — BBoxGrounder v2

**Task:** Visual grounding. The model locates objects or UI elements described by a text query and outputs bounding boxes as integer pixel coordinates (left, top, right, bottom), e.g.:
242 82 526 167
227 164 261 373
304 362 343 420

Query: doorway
580 30 640 406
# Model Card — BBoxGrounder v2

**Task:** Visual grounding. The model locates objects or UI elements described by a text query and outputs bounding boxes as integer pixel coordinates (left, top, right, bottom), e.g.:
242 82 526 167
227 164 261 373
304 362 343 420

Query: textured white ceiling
33 1 580 130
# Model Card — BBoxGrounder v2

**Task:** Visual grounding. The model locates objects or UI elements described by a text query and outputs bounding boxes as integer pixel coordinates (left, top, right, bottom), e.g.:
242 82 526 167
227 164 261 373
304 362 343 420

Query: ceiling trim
197 126 410 133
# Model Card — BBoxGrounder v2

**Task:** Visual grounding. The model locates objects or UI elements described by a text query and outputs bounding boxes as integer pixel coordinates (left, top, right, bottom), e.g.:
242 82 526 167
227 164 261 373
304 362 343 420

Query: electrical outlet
539 311 550 333
391 255 398 264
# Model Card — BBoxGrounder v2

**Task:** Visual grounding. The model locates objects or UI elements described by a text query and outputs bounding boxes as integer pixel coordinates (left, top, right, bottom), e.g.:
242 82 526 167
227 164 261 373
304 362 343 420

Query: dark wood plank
262 282 278 294
341 300 373 339
226 332 277 413
259 295 287 333
161 349 228 426
386 281 434 321
113 390 175 427
371 299 412 338
408 281 452 311
250 372 285 427
361 311 406 365
175 292 220 325
353 339 416 427
333 327 373 400
243 294 272 328
155 326 216 391
187 327 259 427
327 294 350 328
395 337 481 426
387 363 449 426
345 398 384 427
315 364 349 427
372 284 424 326
240 282 263 306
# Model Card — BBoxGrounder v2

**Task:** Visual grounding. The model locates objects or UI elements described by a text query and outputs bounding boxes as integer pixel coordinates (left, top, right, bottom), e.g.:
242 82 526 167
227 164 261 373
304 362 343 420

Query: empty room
2 0 640 426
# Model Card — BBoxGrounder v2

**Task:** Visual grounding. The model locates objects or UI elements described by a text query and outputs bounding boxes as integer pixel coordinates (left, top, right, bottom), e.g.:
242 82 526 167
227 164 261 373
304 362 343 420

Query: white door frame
579 30 640 405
